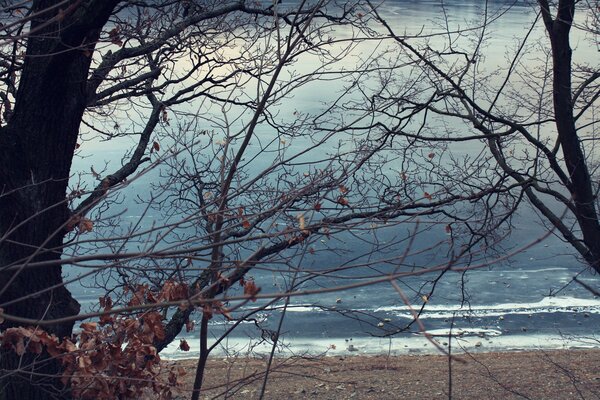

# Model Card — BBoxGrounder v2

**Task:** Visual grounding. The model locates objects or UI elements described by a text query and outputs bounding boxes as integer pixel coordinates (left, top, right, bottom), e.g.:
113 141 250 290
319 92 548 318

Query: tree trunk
543 0 600 270
0 2 117 398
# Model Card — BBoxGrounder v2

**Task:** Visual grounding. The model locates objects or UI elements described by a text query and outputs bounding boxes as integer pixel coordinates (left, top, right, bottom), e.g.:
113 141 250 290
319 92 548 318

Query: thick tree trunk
543 0 600 270
0 2 117 398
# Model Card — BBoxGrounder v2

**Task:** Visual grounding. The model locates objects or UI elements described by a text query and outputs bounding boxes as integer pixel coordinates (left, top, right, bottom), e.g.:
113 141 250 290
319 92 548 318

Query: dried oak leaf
179 339 190 352
337 196 349 206
78 218 94 233
80 322 97 334
1 327 37 356
0 330 18 354
243 280 260 301
159 280 189 302
142 312 166 341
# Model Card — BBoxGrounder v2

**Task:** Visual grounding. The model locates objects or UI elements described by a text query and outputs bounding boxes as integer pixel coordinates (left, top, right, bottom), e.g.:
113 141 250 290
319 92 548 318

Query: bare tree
0 0 387 398
2 0 597 398
338 0 600 273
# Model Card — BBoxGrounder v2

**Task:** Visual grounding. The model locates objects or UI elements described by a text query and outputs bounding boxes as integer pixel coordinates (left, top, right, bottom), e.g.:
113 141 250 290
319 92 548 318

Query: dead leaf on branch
337 196 349 206
158 280 189 302
108 27 123 46
179 339 190 351
0 327 50 356
80 322 97 332
243 280 260 301
78 218 94 233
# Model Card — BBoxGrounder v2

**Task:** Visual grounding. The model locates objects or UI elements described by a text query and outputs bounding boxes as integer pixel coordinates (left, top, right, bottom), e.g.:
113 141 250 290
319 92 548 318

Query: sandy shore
165 348 600 399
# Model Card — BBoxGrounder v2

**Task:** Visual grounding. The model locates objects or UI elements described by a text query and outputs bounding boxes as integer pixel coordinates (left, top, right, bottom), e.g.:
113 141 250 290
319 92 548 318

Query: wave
370 296 600 319
252 296 600 319
424 328 502 337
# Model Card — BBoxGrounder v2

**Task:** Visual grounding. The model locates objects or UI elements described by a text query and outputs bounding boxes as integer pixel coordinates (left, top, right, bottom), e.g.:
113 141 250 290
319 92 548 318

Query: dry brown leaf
179 339 190 351
337 196 349 206
243 280 260 301
78 218 94 233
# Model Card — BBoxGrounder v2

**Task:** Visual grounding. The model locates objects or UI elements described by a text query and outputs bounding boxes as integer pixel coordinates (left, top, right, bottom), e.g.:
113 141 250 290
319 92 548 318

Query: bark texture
0 2 117 398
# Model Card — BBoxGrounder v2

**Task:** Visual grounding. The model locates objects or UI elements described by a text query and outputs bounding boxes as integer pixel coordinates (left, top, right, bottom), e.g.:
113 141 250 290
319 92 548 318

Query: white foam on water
425 328 502 337
372 296 600 319
161 332 600 360
248 296 600 318
284 305 324 313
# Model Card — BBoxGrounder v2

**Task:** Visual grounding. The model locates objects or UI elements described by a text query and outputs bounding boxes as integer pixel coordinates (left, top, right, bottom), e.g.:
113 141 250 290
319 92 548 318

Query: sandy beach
165 348 600 399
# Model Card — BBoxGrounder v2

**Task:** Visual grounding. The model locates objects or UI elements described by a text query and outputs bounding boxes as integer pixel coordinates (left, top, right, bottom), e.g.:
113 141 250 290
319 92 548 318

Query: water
65 0 600 359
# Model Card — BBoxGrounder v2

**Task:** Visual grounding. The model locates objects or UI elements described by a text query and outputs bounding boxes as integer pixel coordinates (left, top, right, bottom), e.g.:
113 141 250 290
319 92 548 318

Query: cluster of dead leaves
337 184 350 206
0 284 192 400
0 319 179 399
0 278 267 398
65 215 94 233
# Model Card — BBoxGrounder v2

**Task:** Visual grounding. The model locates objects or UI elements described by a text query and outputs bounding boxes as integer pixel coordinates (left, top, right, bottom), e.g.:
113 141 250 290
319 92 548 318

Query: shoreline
159 331 600 360
167 348 600 399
